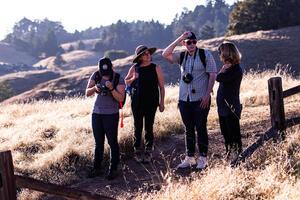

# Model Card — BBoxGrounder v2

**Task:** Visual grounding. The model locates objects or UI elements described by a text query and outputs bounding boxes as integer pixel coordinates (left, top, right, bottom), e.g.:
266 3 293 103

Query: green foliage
54 53 66 67
43 30 60 57
200 25 216 39
0 81 15 102
170 0 231 38
77 40 86 50
68 45 75 52
92 40 106 52
227 0 300 36
104 50 128 61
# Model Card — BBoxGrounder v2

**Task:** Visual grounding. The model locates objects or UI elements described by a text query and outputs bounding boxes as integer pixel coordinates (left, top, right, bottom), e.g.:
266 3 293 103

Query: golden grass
0 68 299 199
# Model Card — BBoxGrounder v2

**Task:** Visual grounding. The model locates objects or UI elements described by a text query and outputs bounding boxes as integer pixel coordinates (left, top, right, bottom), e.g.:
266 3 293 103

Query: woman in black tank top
125 45 165 163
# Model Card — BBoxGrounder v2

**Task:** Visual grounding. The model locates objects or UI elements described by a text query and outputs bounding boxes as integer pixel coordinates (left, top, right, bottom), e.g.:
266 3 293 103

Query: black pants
132 106 157 150
92 113 119 170
178 100 210 157
218 114 242 153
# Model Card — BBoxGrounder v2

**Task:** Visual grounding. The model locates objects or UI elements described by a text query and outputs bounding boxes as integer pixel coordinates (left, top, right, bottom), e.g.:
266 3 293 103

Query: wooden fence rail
0 150 115 200
232 77 300 166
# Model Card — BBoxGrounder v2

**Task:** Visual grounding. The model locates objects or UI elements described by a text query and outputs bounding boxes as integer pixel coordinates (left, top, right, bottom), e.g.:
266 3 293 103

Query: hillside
33 50 103 70
0 42 38 66
0 70 299 199
2 25 300 103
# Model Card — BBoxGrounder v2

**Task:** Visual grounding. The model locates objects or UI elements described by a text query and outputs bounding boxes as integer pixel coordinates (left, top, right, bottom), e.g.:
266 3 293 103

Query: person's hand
159 103 165 112
219 65 228 73
180 31 190 41
105 81 113 91
200 94 210 108
95 84 101 93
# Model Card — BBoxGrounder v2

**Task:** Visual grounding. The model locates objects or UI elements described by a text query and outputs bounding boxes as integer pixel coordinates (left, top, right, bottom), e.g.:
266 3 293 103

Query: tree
0 81 15 102
54 53 66 67
200 25 216 39
68 45 75 52
227 0 300 36
104 50 128 61
43 30 59 57
78 40 86 50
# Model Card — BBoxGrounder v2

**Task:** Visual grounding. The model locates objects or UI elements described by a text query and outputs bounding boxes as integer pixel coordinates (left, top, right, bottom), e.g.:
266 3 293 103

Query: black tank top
135 63 159 109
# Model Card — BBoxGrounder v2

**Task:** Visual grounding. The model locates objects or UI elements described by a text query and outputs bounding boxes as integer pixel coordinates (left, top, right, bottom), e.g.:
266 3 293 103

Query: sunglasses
186 40 197 45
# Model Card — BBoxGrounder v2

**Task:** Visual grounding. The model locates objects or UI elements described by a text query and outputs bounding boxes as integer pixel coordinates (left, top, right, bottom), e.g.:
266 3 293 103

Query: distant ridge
2 25 300 104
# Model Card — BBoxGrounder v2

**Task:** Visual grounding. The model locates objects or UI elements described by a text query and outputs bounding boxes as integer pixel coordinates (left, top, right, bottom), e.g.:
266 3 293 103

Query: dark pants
92 113 119 170
218 114 242 153
132 106 157 150
178 100 210 157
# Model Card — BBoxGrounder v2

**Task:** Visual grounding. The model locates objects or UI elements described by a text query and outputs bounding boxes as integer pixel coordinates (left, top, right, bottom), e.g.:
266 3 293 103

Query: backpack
179 48 206 68
125 64 139 97
94 71 126 109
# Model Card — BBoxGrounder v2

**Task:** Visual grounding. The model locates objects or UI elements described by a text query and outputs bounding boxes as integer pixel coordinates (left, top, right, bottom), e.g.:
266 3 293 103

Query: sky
0 0 236 40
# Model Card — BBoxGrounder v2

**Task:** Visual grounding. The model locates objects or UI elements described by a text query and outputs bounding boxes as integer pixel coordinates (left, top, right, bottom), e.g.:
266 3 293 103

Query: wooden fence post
0 150 16 200
268 77 286 131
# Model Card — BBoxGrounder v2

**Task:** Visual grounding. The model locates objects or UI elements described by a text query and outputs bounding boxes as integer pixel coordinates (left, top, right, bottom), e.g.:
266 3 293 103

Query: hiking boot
196 156 208 169
134 149 143 163
177 156 196 168
88 168 103 178
143 149 153 163
106 169 119 180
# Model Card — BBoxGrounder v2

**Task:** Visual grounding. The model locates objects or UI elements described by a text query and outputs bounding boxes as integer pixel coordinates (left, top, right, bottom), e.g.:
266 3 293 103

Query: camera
182 73 193 84
97 84 108 96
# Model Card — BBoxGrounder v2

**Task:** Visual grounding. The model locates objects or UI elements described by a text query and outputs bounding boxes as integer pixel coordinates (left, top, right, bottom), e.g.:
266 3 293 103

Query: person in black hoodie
216 42 243 159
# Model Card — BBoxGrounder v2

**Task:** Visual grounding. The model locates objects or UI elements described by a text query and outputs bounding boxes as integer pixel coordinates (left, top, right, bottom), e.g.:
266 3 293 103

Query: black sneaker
88 168 103 178
134 149 143 163
106 169 119 180
143 149 153 163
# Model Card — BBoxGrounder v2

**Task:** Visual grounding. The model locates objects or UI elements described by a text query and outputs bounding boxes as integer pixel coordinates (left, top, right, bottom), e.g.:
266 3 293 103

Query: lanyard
183 48 198 74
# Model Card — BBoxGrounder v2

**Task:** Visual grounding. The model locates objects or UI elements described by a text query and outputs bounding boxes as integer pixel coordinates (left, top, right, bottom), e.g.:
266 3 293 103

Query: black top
132 63 159 110
216 64 243 117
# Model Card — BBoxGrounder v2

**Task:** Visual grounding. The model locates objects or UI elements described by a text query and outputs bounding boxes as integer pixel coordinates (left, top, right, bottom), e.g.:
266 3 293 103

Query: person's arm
162 31 189 63
105 81 125 102
200 50 217 108
156 65 165 112
85 76 100 97
200 72 216 108
216 67 242 83
125 65 138 86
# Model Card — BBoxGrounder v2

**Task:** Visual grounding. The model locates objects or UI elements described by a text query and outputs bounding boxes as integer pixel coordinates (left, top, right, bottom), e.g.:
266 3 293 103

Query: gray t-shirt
90 72 125 114
172 49 217 102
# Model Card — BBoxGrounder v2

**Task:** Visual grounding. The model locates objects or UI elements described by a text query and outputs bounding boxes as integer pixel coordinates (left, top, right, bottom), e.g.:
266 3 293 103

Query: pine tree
54 53 66 67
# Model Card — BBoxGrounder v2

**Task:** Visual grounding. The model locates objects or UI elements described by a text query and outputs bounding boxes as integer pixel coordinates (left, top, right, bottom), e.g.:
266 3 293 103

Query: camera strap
182 48 198 74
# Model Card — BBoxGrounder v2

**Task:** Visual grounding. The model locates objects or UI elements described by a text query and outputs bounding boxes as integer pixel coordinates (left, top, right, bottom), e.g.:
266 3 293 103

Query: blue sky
0 0 236 40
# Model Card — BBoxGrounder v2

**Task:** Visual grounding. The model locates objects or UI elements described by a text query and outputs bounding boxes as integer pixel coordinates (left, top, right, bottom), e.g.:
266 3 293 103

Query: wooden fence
232 77 300 166
0 149 115 200
0 76 299 199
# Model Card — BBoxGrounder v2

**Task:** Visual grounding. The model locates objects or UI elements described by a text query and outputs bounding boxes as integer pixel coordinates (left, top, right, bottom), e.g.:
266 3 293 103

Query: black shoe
88 168 103 178
106 169 119 180
143 149 152 163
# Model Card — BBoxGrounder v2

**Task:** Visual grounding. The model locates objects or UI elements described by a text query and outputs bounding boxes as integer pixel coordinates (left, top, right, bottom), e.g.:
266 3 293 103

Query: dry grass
0 68 299 199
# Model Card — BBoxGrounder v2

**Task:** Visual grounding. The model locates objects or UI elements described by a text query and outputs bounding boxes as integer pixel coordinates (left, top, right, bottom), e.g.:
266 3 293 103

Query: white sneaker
196 156 207 169
177 156 196 168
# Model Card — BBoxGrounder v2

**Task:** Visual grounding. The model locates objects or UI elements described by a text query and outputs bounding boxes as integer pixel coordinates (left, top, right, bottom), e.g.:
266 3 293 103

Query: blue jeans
92 113 119 170
178 100 210 157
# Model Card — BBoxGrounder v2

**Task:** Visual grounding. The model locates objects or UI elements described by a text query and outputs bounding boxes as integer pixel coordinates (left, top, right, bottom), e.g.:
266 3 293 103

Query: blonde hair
218 42 242 65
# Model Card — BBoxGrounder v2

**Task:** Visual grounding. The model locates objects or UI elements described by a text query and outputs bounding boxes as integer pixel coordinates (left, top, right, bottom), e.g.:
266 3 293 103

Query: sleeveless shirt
132 63 159 110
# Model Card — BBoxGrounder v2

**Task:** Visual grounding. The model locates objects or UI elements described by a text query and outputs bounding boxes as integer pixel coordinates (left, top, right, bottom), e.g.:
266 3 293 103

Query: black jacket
216 64 243 118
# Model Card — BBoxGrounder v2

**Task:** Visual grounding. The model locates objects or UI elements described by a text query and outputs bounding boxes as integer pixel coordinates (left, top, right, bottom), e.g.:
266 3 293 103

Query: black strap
179 48 206 68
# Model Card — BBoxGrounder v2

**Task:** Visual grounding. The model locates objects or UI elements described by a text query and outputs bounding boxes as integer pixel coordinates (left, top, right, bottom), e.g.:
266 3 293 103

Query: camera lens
182 73 193 84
